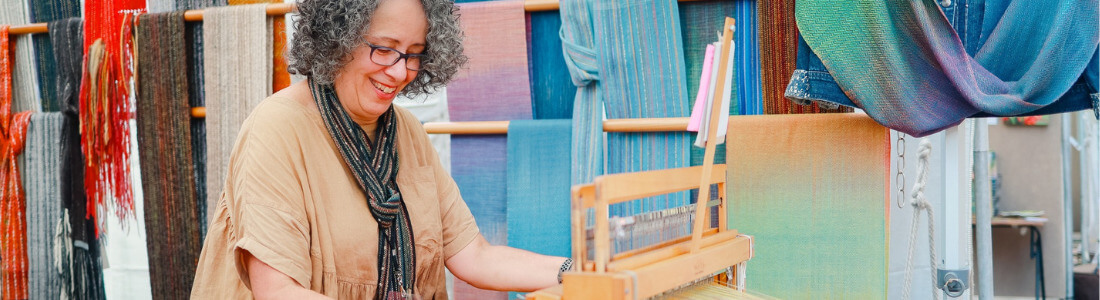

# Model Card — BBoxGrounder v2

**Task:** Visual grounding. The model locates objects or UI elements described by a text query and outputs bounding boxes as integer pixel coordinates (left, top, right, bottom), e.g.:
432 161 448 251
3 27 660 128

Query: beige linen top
191 96 480 299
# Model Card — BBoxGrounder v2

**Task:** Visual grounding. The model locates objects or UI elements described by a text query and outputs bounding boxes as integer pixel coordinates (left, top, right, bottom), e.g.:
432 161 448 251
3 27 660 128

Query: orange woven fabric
0 25 35 300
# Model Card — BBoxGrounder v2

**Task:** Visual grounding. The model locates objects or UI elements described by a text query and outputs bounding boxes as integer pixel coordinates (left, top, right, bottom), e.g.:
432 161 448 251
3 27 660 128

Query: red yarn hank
0 25 35 300
80 0 145 232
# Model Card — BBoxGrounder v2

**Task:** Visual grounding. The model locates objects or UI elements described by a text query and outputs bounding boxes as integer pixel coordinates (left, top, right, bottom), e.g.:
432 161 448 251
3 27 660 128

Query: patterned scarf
308 79 416 298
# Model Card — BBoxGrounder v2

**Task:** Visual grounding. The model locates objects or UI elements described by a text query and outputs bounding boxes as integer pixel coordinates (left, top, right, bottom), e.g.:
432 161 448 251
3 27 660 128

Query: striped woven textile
135 12 203 300
228 0 290 91
22 112 64 300
0 0 43 113
447 1 530 299
1 24 37 300
734 0 761 116
27 0 81 112
203 4 272 223
558 0 603 187
680 0 738 167
181 0 226 233
758 0 850 115
593 0 691 214
727 113 889 299
794 0 1098 137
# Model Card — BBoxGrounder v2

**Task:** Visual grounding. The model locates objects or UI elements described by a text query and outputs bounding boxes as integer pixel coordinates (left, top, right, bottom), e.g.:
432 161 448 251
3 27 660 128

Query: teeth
373 81 395 94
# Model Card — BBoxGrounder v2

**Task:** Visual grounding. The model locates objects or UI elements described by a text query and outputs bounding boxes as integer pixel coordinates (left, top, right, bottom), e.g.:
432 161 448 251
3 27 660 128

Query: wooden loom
527 17 755 300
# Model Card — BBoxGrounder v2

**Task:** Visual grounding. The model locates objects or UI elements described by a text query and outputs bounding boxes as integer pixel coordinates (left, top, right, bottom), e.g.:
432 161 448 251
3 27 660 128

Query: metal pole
1061 113 1076 299
974 119 994 300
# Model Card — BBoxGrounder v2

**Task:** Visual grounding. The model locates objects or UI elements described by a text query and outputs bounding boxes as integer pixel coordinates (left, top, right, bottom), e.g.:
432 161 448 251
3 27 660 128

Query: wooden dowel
422 121 510 135
183 3 295 21
9 23 47 35
192 107 206 119
418 118 691 135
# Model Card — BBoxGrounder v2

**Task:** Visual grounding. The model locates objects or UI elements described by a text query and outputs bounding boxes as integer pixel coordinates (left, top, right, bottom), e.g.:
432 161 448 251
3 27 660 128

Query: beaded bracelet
557 258 573 284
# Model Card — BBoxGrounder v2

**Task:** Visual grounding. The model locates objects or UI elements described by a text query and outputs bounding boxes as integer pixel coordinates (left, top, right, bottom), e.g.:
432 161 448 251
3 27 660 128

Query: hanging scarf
0 24 36 300
80 0 145 230
308 79 415 298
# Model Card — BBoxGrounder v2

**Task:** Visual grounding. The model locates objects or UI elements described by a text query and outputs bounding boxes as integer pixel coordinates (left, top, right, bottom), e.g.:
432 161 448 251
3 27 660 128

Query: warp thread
135 11 203 300
80 0 146 231
23 112 64 300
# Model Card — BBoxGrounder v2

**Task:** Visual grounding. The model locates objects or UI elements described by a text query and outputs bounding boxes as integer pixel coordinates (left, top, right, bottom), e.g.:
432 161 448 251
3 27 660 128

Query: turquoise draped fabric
795 0 1099 137
559 0 603 190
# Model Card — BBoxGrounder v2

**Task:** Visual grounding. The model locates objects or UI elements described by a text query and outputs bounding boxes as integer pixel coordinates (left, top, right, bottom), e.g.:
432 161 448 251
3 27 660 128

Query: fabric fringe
80 0 145 231
23 112 64 300
135 11 203 300
28 0 81 112
203 4 272 223
53 17 107 300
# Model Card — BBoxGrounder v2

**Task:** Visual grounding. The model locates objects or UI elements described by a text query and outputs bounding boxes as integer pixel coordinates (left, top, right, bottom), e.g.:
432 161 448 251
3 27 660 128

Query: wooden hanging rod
6 0 571 35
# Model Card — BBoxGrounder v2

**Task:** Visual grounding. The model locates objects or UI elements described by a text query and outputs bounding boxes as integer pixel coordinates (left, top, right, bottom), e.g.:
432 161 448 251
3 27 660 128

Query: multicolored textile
135 12 204 300
310 80 416 298
789 0 1099 137
758 0 849 114
447 2 531 299
727 113 890 299
679 0 739 167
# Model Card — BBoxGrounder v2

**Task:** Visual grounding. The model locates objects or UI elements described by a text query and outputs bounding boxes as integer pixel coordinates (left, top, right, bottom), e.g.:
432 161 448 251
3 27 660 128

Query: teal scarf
309 79 416 298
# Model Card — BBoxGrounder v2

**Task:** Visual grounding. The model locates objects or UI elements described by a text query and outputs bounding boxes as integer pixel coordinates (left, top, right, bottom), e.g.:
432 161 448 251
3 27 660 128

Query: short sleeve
225 102 314 289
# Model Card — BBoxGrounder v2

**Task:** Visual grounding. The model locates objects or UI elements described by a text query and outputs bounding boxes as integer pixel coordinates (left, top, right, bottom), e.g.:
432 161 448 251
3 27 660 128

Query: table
986 217 1047 300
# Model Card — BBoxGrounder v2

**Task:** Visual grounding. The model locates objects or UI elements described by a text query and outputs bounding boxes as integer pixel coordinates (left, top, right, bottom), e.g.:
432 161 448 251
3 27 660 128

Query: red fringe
0 25 35 300
80 0 146 234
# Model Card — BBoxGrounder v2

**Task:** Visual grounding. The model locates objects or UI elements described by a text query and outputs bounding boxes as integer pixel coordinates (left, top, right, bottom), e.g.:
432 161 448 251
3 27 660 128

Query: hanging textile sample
558 0 603 188
757 0 850 115
53 17 106 300
81 0 145 230
727 113 890 299
228 0 290 91
28 0 81 112
135 11 203 300
203 4 272 223
787 0 1098 137
447 1 530 299
528 11 574 119
594 0 692 217
23 112 64 300
0 24 36 300
680 0 738 167
181 0 228 234
0 0 43 113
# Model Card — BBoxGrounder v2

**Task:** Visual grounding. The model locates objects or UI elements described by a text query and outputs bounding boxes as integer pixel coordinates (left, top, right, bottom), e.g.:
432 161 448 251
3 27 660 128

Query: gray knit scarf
308 79 416 299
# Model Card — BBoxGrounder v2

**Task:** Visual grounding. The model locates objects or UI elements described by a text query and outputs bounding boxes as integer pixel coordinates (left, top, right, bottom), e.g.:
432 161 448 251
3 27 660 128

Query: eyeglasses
365 42 424 71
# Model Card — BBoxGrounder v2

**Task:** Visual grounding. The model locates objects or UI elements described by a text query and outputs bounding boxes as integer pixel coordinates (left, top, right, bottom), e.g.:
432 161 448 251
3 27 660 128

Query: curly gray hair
287 0 467 96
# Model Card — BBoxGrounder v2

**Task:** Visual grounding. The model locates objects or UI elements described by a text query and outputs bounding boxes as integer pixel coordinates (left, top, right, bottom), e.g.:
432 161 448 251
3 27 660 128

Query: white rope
903 138 940 300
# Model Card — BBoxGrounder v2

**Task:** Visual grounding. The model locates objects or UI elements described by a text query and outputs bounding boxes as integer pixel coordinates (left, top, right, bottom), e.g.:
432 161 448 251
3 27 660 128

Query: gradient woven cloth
0 0 43 113
23 112 64 300
203 4 272 223
135 12 203 300
727 113 889 299
792 0 1099 137
28 0 81 112
447 2 531 299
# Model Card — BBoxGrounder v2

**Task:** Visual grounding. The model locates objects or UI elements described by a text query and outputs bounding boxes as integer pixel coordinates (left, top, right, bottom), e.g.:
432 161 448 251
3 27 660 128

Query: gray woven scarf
308 79 416 298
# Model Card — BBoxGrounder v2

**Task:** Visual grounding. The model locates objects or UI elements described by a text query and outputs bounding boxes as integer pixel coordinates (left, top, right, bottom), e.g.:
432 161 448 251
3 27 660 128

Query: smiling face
332 0 429 126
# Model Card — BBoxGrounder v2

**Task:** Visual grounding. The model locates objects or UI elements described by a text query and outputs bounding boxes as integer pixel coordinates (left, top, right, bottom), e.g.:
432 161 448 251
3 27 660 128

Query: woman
190 0 568 298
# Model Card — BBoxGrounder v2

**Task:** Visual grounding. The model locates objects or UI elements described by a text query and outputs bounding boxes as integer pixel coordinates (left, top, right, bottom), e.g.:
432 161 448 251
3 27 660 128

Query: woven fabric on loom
22 112 63 300
757 0 850 115
680 0 738 167
592 0 691 214
447 1 530 299
203 4 272 223
726 113 889 299
228 0 290 91
53 17 106 300
28 0 81 112
0 0 43 113
135 12 203 300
